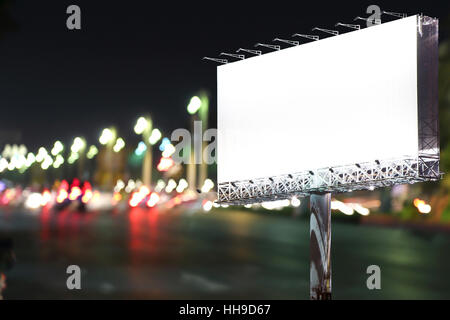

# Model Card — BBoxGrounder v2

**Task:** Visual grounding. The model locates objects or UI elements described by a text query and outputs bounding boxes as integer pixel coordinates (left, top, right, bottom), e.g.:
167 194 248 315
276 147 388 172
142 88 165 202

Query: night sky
0 0 449 150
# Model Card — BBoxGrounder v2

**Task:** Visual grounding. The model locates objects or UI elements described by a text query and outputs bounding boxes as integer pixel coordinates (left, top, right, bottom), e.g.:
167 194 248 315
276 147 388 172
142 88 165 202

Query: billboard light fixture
202 56 228 64
220 52 245 60
334 22 361 30
254 43 281 51
236 48 262 56
292 33 319 41
354 16 381 25
273 38 299 46
382 11 407 18
312 27 339 36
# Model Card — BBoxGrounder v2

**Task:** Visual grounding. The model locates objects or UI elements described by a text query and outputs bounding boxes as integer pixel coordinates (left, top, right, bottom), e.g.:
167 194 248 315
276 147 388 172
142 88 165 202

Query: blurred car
53 179 93 212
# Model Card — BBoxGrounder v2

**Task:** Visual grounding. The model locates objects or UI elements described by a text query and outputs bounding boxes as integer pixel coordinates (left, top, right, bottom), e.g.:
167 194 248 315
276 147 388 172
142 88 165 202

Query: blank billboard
218 15 429 185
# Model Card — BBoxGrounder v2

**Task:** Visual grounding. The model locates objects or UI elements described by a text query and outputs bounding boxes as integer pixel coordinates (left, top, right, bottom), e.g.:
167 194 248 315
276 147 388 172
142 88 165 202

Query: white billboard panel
218 16 421 184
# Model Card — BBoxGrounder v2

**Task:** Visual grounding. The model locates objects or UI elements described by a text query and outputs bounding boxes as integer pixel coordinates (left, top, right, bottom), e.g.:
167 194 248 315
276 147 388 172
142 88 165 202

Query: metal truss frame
218 156 442 205
417 15 439 175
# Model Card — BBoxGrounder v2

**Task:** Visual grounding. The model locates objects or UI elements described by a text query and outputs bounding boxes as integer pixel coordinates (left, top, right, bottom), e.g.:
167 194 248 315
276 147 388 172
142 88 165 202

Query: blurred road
1 206 450 299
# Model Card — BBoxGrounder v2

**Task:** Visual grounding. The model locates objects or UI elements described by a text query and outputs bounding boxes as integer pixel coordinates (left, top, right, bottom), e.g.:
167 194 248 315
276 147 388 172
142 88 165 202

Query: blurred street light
26 153 35 167
159 137 171 152
165 179 177 193
157 156 174 172
114 179 125 192
134 141 147 156
414 198 432 214
36 147 48 163
7 161 14 171
146 192 160 207
51 141 64 156
154 179 166 192
41 154 53 170
331 200 355 216
18 144 27 156
71 137 86 153
0 158 8 172
125 179 136 193
2 144 12 158
99 128 116 145
68 152 79 164
201 178 214 193
291 197 301 207
113 137 125 153
187 96 202 115
53 154 64 168
176 178 188 193
149 128 162 145
134 117 149 135
14 154 26 170
86 145 99 159
162 143 175 158
203 200 213 212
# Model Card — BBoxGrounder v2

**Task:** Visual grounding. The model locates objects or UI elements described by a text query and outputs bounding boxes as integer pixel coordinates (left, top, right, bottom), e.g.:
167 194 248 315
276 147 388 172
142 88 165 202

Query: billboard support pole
310 193 332 300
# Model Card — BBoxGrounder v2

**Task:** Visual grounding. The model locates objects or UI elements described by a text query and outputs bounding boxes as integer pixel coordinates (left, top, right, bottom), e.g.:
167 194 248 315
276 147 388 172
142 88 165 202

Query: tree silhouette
0 0 17 40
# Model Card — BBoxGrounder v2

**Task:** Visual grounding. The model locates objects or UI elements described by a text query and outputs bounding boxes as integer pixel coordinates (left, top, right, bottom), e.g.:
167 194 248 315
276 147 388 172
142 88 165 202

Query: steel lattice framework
218 156 441 205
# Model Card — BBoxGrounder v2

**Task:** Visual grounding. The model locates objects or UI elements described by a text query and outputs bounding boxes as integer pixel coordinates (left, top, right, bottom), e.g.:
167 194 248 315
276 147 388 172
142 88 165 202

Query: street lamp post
99 127 117 189
134 116 153 187
187 93 209 190
71 137 86 179
198 94 209 189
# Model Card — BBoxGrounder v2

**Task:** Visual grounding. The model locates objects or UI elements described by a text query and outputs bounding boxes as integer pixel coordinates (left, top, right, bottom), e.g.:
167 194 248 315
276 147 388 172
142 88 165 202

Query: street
1 206 450 299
